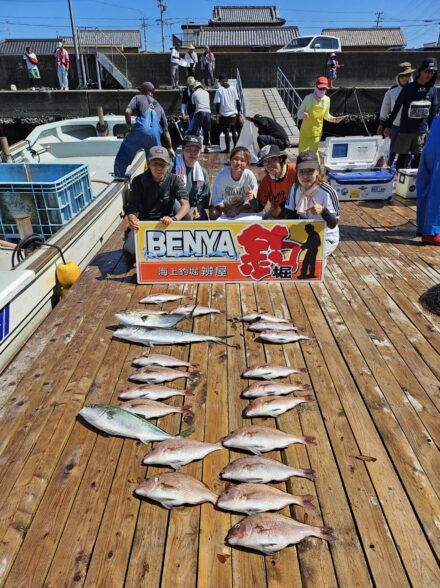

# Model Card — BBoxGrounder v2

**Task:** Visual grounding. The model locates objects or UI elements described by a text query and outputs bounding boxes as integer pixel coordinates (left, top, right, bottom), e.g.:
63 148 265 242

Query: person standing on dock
22 46 41 89
55 42 70 90
327 53 342 89
297 76 344 159
200 46 215 88
114 81 174 178
170 44 181 89
184 44 198 78
214 74 242 153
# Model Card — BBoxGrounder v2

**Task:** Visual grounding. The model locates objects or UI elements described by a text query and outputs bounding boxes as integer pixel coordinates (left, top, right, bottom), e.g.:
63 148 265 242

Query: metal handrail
81 27 129 81
276 67 302 121
235 68 246 117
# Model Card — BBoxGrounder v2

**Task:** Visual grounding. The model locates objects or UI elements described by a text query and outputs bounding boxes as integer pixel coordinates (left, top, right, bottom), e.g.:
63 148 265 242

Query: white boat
0 115 145 373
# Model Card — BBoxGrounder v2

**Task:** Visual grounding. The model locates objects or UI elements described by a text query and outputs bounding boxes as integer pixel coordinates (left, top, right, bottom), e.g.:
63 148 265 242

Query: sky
0 0 439 51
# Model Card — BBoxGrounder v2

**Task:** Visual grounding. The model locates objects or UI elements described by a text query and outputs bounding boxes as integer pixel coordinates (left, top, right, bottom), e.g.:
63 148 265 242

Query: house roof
62 29 141 48
210 5 285 26
321 28 405 48
0 39 59 55
197 26 298 47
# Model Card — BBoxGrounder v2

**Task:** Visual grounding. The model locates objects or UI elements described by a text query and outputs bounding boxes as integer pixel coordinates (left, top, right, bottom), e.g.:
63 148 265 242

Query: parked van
278 35 341 53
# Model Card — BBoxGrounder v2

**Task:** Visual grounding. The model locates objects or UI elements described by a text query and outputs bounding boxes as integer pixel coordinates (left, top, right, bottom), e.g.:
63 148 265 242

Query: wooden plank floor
0 155 439 587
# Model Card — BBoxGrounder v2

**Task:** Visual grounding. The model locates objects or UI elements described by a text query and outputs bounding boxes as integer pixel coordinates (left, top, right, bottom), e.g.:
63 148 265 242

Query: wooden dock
0 153 439 587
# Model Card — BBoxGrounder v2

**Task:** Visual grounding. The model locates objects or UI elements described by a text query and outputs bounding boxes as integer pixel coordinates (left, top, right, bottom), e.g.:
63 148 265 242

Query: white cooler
324 136 396 201
395 168 418 199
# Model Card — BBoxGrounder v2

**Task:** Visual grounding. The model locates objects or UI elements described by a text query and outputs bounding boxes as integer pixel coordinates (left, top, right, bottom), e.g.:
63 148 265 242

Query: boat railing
276 66 302 121
235 68 246 117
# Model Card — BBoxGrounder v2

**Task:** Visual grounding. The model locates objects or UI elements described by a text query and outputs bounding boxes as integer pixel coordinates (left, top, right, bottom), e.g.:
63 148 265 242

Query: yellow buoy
56 260 81 288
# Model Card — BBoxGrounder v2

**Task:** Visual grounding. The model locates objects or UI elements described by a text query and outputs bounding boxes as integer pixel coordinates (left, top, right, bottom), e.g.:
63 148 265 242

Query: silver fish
115 311 186 328
217 483 315 515
248 321 300 333
78 404 193 443
113 327 238 347
140 294 186 304
142 439 223 469
258 331 316 344
242 382 312 398
225 513 336 554
170 305 224 317
120 399 194 423
135 472 218 509
243 395 315 418
221 426 316 454
129 365 199 384
119 384 194 401
241 313 292 324
220 456 315 483
133 354 198 368
242 364 307 380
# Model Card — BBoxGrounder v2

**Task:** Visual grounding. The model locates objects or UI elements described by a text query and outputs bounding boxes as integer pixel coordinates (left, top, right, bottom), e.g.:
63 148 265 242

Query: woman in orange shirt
255 145 297 219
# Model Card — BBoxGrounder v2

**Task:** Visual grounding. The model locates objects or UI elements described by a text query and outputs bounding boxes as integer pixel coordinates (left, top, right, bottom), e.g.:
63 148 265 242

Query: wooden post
14 214 33 240
1 136 13 162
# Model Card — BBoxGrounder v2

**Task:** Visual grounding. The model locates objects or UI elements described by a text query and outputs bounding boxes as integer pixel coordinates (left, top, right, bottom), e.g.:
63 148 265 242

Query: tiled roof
62 29 141 48
197 26 298 47
210 6 285 25
0 39 59 55
321 28 405 48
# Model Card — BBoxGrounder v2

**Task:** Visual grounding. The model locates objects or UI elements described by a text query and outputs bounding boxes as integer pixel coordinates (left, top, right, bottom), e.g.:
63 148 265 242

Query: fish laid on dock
258 331 316 344
220 456 315 483
242 364 307 380
243 395 315 418
113 327 238 347
241 313 293 324
241 382 312 398
170 305 224 317
221 426 316 454
135 472 218 509
115 311 186 328
119 384 194 401
132 353 198 368
140 294 187 304
120 399 194 422
78 404 193 443
217 483 315 515
247 321 300 332
129 365 199 384
225 513 336 554
142 439 223 469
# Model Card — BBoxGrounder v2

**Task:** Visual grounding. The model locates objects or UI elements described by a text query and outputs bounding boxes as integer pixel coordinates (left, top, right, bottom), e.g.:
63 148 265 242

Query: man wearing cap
55 42 69 90
191 82 212 151
377 62 415 165
172 135 210 220
255 144 296 219
184 44 198 77
114 81 174 178
214 74 242 153
386 57 438 170
246 114 289 150
123 145 189 260
297 76 344 158
200 46 215 88
22 46 40 89
181 77 197 130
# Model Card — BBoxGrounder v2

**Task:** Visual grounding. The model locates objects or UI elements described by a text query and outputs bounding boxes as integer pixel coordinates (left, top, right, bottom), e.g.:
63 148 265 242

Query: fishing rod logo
143 228 239 259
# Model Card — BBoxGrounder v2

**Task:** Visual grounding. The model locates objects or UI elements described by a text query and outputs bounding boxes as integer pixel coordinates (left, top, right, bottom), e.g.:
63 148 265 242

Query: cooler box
324 136 395 200
395 168 417 199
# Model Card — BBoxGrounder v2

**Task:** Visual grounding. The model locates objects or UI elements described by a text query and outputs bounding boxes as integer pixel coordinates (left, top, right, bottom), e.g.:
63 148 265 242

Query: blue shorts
328 69 337 80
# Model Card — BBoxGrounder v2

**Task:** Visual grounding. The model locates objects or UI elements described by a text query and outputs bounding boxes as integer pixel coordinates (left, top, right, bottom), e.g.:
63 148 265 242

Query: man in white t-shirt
213 74 243 153
170 45 181 89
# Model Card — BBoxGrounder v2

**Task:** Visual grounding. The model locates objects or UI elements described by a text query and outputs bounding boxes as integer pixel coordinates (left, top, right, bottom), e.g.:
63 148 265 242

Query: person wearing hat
123 145 189 261
22 46 40 89
191 82 212 151
246 114 289 150
114 81 174 178
172 135 210 220
284 151 339 262
184 44 198 77
377 62 415 166
327 52 342 89
255 144 297 219
386 57 438 170
297 76 344 158
200 46 215 88
55 41 69 90
181 76 197 129
214 74 242 153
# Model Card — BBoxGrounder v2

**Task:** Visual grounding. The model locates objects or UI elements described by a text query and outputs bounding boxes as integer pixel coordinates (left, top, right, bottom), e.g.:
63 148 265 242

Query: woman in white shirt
284 151 339 257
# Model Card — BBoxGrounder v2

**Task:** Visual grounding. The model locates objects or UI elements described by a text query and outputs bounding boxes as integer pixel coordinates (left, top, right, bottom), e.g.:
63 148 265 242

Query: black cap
296 151 319 170
256 144 287 166
419 57 437 72
218 74 228 82
182 135 202 149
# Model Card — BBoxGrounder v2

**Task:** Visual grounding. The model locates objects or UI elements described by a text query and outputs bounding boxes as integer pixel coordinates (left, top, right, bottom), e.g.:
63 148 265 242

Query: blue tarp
416 115 440 237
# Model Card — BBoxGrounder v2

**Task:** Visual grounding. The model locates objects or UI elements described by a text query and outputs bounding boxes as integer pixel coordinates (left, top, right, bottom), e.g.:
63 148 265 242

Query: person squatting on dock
385 57 438 171
22 46 41 88
114 81 174 178
283 151 339 266
246 114 290 150
55 42 69 90
123 146 189 261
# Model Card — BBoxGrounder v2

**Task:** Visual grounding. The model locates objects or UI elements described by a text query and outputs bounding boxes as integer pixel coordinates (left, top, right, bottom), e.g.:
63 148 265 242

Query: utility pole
141 17 147 51
158 0 166 53
374 11 383 28
67 0 84 87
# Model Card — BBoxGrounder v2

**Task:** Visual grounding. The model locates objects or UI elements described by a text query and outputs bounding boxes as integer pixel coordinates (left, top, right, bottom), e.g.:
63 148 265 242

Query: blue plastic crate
0 163 92 241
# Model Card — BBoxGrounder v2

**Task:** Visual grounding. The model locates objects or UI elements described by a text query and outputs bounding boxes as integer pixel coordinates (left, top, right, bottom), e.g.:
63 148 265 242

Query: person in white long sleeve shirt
170 45 181 89
377 62 415 165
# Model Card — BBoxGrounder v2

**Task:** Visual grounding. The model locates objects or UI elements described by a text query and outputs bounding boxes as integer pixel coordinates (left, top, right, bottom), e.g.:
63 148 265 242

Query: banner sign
135 220 325 284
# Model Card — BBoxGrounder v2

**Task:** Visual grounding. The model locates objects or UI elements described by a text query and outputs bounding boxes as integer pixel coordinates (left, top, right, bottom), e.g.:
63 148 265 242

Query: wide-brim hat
187 44 195 50
148 146 170 163
397 62 415 76
186 76 196 86
256 144 287 167
193 82 203 90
